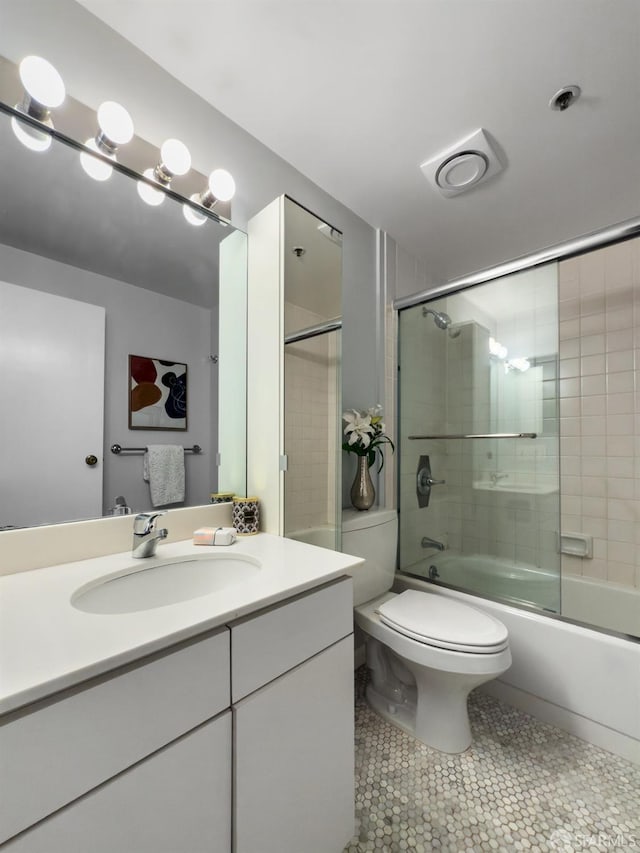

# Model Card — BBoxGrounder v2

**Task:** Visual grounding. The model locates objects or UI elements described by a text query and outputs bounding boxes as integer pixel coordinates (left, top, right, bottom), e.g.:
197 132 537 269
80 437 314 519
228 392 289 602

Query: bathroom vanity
0 534 360 852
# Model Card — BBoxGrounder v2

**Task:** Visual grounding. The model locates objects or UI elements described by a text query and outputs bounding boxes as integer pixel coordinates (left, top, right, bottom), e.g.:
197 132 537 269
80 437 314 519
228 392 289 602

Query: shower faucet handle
416 455 446 508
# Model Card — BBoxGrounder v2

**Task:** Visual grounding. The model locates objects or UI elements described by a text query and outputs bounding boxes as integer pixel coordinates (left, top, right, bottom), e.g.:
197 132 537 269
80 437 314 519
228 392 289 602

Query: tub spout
422 536 445 551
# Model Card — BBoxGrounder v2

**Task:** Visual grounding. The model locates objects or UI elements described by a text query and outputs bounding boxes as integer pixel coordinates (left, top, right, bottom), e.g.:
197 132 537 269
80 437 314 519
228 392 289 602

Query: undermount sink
71 553 261 615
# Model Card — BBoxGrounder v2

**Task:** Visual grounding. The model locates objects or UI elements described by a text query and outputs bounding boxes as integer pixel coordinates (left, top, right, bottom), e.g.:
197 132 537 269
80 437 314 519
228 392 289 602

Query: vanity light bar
0 100 229 227
8 54 236 215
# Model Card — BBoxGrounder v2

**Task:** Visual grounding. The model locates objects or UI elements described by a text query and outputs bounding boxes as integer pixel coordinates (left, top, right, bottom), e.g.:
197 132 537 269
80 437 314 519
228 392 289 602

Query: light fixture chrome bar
284 317 342 345
393 215 640 311
408 432 537 440
0 101 230 227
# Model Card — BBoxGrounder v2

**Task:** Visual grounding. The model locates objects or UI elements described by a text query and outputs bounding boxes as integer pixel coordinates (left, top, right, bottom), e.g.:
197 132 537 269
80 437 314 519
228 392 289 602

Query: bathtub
405 552 560 613
562 573 640 638
393 572 640 765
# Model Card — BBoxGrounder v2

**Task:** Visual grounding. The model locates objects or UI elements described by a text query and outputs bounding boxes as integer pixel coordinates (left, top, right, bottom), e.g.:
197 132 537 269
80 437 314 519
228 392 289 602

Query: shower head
421 306 461 338
422 306 452 329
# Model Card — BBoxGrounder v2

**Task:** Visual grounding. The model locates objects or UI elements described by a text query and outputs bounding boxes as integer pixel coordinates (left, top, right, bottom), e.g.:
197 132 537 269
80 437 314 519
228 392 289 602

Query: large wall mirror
0 104 247 530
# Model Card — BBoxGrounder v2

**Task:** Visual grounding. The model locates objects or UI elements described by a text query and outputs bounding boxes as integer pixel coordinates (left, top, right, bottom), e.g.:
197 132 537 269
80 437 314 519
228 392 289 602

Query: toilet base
365 675 473 754
365 680 421 742
364 636 503 753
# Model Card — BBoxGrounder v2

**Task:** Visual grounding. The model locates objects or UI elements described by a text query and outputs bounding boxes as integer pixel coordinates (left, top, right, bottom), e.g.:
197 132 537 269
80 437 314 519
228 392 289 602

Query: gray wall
0 0 380 504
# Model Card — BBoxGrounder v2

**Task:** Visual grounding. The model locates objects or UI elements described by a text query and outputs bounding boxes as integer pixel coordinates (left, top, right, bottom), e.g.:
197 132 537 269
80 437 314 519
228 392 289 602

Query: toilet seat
376 590 509 654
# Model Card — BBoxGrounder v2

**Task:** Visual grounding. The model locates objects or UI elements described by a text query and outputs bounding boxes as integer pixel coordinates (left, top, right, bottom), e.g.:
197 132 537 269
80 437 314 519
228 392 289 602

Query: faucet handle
133 511 167 535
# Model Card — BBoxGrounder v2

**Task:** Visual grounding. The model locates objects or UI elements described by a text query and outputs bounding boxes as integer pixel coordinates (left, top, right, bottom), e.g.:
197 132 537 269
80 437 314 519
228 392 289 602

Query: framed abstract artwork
128 354 188 431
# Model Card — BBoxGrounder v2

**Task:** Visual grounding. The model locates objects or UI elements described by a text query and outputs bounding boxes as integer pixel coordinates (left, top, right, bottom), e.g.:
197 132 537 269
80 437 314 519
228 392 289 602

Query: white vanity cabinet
0 575 354 853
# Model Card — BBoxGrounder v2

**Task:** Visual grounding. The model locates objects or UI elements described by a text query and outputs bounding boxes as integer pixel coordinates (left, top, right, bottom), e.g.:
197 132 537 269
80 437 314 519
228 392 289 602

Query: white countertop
0 534 362 715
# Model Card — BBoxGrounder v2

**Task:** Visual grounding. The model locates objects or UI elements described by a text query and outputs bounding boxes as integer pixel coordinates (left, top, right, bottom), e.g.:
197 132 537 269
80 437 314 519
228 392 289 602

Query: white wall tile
558 239 640 598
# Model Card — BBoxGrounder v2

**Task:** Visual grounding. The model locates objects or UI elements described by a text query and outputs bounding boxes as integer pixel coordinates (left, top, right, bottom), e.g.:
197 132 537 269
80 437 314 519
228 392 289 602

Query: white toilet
343 508 511 753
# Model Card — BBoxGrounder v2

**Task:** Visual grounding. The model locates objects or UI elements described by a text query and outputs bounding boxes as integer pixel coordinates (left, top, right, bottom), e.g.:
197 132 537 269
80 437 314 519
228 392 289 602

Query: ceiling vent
420 128 503 197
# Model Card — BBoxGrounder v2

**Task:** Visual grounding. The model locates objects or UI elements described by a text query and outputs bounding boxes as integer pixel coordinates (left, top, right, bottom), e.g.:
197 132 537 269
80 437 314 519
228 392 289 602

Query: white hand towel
143 445 185 507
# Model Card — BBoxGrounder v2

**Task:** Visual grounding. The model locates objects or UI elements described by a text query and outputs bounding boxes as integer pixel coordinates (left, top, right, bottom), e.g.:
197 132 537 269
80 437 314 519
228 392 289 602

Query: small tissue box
193 526 237 546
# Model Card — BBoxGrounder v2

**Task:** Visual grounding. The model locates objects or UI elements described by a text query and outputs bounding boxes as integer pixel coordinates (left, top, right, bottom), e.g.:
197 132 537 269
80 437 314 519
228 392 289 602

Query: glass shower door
397 264 561 613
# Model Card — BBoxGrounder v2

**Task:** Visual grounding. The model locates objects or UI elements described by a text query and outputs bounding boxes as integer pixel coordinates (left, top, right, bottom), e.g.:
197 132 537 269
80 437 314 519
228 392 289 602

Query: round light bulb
80 138 114 182
161 138 191 176
11 116 52 152
137 168 165 206
208 168 235 202
19 55 65 108
97 101 134 145
183 194 208 226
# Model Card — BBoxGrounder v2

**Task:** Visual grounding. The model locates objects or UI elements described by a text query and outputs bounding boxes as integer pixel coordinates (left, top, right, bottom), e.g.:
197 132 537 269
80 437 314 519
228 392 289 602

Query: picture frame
128 354 187 431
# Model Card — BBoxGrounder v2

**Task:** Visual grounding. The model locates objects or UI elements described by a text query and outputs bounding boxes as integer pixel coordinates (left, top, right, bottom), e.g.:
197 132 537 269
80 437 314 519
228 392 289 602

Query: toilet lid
376 590 509 653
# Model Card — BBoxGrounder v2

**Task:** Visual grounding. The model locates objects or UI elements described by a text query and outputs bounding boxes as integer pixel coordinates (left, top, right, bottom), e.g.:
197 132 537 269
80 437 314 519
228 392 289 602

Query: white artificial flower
343 409 374 448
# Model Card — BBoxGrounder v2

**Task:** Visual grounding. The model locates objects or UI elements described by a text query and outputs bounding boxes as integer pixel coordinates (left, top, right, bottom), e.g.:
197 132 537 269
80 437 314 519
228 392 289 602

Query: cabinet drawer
3 712 232 853
0 628 230 845
231 577 352 701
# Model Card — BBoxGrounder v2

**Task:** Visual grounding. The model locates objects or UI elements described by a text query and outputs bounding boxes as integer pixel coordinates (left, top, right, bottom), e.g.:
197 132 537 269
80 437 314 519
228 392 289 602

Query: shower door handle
416 455 445 508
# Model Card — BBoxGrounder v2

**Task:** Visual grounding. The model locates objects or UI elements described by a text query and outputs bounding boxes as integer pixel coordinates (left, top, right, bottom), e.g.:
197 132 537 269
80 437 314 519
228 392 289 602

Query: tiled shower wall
558 237 640 590
284 302 338 534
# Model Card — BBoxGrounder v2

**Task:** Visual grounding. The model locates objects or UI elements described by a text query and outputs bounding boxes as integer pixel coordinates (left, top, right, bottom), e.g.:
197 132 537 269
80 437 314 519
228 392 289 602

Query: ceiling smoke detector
549 85 581 112
420 128 503 198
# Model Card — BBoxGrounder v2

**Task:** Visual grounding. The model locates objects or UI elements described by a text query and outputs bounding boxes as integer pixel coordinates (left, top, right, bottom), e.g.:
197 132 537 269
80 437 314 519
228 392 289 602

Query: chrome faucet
132 511 168 558
421 536 446 551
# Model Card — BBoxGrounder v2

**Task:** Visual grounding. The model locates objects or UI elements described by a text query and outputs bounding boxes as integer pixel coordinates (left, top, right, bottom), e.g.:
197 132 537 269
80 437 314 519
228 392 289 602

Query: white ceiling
77 0 640 285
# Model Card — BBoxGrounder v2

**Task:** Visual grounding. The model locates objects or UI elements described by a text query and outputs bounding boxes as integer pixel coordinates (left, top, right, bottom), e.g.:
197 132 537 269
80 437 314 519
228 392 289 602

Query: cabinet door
234 637 354 853
4 712 231 853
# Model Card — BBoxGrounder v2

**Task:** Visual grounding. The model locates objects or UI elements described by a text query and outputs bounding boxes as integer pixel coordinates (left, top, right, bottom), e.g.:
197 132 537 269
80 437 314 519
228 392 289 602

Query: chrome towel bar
111 443 202 454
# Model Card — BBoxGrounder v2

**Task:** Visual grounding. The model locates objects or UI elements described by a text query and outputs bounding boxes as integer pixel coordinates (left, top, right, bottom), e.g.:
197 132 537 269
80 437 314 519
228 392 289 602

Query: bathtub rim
397 567 639 644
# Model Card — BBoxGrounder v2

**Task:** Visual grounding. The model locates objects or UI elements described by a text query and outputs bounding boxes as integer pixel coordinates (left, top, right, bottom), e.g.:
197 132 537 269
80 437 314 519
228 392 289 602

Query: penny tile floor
343 671 640 853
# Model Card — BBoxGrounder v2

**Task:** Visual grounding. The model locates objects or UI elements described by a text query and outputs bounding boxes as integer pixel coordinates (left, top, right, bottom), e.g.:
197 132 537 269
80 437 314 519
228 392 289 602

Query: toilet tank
342 508 398 606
